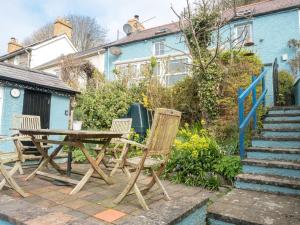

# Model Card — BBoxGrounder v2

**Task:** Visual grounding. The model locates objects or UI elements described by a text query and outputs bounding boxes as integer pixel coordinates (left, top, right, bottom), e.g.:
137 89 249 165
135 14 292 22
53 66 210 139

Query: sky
0 0 186 55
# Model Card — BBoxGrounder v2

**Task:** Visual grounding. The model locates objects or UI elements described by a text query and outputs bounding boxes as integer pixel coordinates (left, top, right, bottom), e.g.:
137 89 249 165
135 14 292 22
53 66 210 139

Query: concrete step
207 189 300 225
235 173 300 196
252 136 300 149
263 120 300 129
258 128 300 138
268 106 300 116
246 147 300 161
242 158 300 178
264 116 300 122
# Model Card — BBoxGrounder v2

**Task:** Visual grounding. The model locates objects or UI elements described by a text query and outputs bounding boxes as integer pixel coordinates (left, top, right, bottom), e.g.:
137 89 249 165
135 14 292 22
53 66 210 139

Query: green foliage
214 156 242 182
277 70 295 106
75 81 137 129
164 123 242 189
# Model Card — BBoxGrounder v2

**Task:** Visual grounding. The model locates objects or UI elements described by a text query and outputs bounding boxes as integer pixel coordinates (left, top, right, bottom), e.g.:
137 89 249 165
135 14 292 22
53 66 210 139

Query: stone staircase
235 106 300 195
207 106 300 225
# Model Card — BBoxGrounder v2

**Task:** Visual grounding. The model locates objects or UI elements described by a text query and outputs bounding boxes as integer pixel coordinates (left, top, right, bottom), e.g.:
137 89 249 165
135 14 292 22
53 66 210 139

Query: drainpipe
24 48 31 68
107 48 110 81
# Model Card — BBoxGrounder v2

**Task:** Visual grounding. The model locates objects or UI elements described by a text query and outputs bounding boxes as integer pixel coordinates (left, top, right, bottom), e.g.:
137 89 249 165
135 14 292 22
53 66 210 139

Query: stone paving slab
0 164 212 225
208 189 300 225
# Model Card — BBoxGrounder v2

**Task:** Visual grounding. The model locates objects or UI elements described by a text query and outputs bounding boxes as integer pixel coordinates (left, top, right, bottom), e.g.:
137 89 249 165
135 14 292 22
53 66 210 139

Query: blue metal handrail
238 68 268 158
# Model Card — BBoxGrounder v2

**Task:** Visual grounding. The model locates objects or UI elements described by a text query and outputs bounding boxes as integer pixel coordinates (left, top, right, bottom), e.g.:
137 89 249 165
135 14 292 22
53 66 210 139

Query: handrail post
238 88 245 158
252 75 257 129
262 73 266 107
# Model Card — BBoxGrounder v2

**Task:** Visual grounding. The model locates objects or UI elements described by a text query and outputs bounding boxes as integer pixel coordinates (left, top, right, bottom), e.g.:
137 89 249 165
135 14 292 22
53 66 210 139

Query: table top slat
17 129 124 139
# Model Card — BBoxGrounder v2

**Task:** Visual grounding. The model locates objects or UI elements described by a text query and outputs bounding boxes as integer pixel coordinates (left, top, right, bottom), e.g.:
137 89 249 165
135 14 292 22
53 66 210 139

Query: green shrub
164 123 242 189
75 81 137 129
164 123 222 189
214 156 242 182
277 70 294 106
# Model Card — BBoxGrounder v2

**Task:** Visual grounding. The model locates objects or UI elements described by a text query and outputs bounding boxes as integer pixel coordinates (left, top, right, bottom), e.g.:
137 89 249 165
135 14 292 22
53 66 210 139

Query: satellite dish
110 47 122 56
123 23 133 35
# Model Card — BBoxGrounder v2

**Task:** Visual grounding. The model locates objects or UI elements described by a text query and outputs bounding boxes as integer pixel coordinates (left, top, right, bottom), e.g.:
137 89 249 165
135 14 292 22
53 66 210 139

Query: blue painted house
0 62 77 152
104 17 189 86
221 0 300 106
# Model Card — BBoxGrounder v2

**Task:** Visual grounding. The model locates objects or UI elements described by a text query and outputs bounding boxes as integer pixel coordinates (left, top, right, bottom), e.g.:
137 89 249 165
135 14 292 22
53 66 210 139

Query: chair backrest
110 118 132 139
146 108 181 157
12 115 42 139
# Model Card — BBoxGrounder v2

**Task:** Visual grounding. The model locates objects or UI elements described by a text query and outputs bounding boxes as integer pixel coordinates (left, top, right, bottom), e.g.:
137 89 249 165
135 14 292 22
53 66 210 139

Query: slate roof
223 0 300 21
35 44 107 70
0 34 75 61
0 62 77 94
106 22 181 47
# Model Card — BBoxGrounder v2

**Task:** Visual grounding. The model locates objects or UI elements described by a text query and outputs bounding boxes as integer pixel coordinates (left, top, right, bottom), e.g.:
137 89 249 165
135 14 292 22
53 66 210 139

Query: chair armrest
119 139 147 150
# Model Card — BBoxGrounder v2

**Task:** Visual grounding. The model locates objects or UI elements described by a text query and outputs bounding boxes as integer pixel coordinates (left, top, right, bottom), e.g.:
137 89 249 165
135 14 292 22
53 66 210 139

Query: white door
0 86 4 134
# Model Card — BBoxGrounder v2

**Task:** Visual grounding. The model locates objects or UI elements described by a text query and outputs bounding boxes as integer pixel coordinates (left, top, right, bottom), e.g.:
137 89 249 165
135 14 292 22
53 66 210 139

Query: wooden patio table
17 128 123 195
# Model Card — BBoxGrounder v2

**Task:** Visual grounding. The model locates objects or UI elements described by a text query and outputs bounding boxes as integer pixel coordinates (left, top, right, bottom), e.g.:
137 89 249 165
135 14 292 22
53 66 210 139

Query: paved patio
0 163 213 225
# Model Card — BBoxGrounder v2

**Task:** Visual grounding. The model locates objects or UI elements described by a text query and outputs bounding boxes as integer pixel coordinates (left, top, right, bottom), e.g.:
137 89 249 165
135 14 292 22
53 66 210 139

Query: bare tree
24 15 107 51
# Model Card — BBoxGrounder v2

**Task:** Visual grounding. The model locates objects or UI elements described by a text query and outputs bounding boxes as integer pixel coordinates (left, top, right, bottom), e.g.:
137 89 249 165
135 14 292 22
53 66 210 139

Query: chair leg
142 164 165 195
152 169 170 200
124 167 149 210
110 144 128 177
0 163 29 197
16 161 24 175
0 163 20 190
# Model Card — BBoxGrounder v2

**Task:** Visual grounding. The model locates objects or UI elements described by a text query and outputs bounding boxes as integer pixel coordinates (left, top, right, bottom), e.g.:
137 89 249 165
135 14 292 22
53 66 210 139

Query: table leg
67 146 73 177
25 141 64 180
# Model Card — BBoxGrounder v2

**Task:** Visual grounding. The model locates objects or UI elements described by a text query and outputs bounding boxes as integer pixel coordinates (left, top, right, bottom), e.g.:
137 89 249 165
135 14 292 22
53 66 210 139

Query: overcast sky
0 0 186 55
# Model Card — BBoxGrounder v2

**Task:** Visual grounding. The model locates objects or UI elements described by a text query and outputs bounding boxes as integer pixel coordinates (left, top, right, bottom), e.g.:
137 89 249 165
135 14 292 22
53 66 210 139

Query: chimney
7 37 23 53
54 18 72 39
127 15 145 32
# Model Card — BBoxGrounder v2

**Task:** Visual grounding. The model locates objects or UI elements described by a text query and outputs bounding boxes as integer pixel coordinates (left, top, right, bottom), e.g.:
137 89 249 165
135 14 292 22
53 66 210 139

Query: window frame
234 23 253 45
153 41 165 56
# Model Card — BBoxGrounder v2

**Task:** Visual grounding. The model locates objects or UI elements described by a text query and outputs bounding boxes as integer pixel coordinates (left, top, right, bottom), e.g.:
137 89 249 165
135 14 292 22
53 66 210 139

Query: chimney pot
127 15 144 33
54 18 72 39
7 37 23 53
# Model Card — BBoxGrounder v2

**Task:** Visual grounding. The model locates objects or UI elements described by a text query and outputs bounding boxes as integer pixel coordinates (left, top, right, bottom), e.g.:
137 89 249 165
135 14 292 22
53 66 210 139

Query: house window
235 23 253 45
116 64 138 78
13 55 20 65
153 62 161 76
154 41 165 56
167 58 188 74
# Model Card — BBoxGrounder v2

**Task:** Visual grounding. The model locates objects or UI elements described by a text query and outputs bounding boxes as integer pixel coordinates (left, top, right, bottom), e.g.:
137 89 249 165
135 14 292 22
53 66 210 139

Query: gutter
0 75 79 95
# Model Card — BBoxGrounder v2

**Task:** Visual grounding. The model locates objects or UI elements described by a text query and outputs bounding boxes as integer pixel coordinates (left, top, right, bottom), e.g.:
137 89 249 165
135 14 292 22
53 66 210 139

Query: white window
13 56 20 65
116 64 138 78
235 23 253 45
153 41 165 56
153 62 161 76
167 58 188 75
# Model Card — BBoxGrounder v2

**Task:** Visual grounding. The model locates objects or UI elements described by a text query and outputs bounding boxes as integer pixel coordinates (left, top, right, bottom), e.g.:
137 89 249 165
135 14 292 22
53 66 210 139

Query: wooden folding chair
113 108 181 210
12 115 51 158
0 136 29 197
93 118 132 176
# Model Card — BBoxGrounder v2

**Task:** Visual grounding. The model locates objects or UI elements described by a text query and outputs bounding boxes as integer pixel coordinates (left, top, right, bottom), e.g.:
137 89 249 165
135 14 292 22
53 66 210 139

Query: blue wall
0 86 70 153
104 32 188 80
0 86 24 152
294 78 300 105
221 9 300 106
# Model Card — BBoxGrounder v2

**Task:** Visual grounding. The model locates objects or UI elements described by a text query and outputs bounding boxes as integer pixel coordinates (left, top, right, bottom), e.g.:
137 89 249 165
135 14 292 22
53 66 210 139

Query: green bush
164 123 222 189
214 156 242 182
75 81 137 129
277 70 294 106
164 123 241 190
